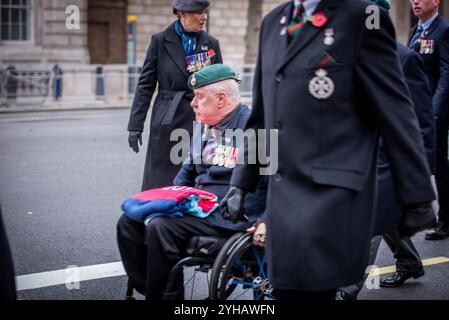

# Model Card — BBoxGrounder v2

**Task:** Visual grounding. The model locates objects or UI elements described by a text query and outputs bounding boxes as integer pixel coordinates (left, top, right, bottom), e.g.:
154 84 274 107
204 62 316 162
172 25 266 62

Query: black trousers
340 231 422 298
435 116 449 225
116 214 233 300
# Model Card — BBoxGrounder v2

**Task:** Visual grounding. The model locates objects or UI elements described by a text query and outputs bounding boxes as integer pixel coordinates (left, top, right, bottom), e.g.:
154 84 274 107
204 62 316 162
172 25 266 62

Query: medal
280 26 287 36
309 68 335 100
324 28 334 46
280 16 286 24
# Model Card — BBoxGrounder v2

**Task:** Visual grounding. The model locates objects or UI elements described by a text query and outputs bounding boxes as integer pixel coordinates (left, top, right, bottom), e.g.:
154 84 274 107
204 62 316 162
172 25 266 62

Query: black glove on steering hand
219 186 247 224
399 201 437 238
128 131 142 153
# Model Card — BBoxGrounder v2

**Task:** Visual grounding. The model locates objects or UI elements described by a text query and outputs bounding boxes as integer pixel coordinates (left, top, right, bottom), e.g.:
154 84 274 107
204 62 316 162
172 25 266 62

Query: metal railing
0 64 255 108
0 67 54 107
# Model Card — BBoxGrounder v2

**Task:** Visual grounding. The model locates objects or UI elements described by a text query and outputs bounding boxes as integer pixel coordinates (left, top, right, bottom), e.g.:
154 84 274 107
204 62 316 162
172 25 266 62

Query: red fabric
131 186 218 212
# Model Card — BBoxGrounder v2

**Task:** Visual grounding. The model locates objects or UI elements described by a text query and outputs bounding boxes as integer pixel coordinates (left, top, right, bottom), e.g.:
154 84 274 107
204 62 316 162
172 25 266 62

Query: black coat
174 104 267 232
127 22 223 191
373 43 435 236
230 0 435 291
408 15 449 118
0 205 16 300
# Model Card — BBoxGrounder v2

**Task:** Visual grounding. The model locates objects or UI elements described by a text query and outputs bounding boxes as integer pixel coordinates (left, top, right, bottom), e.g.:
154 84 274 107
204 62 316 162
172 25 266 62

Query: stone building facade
1 0 449 102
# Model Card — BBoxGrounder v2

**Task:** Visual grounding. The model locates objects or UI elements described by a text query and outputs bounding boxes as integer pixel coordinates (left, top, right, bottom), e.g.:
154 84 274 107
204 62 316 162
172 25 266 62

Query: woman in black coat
127 0 223 191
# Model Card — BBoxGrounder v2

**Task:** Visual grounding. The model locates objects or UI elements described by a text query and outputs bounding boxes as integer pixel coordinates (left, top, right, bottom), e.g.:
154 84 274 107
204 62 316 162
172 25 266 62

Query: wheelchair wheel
209 233 276 300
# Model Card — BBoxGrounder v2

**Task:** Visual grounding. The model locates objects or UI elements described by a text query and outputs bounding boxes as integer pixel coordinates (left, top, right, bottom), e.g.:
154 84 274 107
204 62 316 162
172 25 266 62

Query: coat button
273 173 282 182
275 73 284 82
198 185 204 189
274 122 282 130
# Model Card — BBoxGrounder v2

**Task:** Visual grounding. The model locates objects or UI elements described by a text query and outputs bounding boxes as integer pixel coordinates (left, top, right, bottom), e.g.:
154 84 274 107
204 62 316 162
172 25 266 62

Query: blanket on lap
121 186 219 223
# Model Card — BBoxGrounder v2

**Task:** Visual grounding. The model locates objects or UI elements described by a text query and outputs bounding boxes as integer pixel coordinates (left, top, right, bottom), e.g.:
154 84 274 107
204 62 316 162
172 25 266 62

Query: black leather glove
128 131 142 153
399 202 437 238
220 186 247 224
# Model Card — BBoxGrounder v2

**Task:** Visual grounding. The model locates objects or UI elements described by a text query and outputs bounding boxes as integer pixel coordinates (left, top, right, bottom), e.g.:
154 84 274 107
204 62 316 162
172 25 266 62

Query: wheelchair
125 231 276 300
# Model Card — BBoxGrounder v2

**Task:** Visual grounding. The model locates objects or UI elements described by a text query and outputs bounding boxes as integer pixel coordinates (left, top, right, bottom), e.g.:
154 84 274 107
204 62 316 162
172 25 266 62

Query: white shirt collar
301 0 322 16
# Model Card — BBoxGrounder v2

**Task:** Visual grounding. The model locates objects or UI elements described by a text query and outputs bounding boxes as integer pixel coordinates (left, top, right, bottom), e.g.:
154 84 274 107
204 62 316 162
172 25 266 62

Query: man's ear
217 92 226 108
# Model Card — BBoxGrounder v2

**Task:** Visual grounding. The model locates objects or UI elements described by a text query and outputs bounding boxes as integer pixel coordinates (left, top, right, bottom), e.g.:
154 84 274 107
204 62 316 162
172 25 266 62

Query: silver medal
324 28 334 46
309 69 335 100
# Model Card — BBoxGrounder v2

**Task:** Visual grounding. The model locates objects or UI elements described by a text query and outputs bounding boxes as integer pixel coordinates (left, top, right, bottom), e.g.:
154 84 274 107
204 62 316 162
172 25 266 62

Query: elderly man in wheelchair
117 64 269 300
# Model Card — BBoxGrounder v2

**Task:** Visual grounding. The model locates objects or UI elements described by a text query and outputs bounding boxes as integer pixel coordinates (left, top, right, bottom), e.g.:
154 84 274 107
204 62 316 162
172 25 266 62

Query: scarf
175 20 199 56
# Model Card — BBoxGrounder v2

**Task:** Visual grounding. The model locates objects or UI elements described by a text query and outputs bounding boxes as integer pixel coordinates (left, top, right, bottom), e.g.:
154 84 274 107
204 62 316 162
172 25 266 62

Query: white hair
205 79 240 102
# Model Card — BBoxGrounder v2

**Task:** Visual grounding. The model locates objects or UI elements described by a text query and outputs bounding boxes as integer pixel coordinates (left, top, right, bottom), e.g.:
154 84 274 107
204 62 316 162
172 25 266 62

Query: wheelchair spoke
184 270 198 287
190 272 196 300
252 246 267 278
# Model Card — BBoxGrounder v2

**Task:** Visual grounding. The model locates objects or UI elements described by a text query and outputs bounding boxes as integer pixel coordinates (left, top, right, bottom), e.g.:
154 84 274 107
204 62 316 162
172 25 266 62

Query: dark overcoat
373 43 435 236
408 15 449 225
127 21 222 191
231 0 435 291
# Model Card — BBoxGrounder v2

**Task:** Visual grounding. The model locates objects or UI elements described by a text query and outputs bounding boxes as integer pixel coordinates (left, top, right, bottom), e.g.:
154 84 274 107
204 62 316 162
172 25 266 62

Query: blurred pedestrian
409 0 449 240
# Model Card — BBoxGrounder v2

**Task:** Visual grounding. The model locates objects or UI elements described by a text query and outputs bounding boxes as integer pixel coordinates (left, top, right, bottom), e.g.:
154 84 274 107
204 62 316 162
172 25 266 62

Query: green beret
188 64 240 90
369 0 390 11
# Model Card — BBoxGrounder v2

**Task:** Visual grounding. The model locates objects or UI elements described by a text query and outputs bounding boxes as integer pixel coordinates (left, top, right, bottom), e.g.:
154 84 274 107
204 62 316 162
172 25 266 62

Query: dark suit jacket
230 0 435 291
408 15 449 118
174 104 266 231
373 43 436 236
127 22 222 191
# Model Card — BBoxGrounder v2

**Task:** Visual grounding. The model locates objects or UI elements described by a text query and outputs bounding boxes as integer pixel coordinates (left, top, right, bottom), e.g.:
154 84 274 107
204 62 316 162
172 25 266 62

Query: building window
0 0 32 41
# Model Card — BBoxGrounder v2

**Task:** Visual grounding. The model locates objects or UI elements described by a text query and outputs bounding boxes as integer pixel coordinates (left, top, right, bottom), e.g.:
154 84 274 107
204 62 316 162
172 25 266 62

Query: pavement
0 100 131 114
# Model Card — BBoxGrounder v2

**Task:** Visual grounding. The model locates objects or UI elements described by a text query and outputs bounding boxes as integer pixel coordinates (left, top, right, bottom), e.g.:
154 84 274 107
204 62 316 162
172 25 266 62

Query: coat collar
164 22 212 79
277 0 341 72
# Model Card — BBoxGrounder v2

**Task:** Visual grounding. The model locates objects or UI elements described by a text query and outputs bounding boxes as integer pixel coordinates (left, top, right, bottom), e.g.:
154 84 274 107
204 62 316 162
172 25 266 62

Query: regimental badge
190 75 196 87
309 68 335 100
324 28 334 46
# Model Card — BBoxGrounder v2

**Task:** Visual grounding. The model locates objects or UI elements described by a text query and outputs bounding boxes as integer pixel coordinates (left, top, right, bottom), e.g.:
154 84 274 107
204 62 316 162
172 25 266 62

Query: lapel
422 15 441 40
277 0 341 72
164 22 190 80
274 3 293 66
407 25 418 47
194 31 211 54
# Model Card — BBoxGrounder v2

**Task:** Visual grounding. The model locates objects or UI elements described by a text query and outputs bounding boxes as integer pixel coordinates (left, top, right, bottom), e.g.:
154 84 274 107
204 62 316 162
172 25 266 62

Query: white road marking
16 261 126 291
16 256 449 291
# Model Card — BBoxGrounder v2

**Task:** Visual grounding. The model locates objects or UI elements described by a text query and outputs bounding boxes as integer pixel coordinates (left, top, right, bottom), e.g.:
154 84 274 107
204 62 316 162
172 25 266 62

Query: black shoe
425 223 449 240
335 289 357 300
379 269 425 288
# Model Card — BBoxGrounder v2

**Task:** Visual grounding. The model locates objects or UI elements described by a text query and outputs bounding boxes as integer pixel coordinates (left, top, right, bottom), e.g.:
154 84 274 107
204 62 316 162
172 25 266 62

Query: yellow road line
369 256 449 276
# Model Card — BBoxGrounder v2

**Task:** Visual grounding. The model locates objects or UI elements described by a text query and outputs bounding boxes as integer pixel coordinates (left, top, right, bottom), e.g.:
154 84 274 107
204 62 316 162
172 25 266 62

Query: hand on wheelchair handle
128 131 142 153
219 186 247 224
247 219 267 248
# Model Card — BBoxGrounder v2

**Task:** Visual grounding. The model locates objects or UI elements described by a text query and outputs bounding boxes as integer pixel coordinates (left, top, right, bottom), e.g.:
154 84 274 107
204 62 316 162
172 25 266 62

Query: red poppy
311 12 327 28
208 49 216 57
